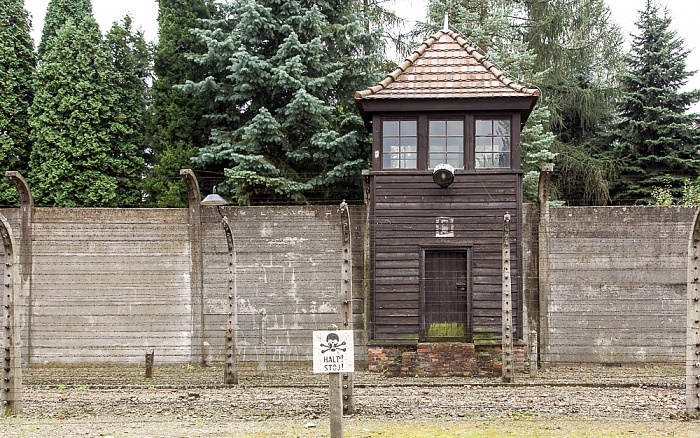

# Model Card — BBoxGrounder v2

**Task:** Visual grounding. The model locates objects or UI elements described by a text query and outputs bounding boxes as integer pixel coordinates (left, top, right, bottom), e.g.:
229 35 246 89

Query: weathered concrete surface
27 208 192 364
1 203 695 366
534 206 696 364
200 205 365 364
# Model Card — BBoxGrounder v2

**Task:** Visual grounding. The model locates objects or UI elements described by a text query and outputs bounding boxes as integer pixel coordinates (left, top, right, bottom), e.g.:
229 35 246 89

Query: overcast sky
21 0 700 97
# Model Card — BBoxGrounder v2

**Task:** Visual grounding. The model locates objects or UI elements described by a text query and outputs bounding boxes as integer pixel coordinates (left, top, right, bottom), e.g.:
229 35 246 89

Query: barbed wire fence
0 169 698 423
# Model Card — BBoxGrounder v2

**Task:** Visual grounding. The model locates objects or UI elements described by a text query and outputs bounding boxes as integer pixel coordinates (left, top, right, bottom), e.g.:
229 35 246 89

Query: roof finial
443 13 449 32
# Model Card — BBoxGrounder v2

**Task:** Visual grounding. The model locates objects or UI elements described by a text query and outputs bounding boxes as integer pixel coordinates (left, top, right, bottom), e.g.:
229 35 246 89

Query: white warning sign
312 330 354 374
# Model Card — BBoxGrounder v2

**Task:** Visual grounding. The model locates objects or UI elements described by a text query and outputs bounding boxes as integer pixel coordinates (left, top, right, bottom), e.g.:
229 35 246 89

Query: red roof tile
355 30 540 100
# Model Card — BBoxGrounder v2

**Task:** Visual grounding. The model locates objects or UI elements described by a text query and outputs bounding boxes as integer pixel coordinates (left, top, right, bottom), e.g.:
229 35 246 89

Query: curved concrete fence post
5 171 32 366
686 207 700 418
1 213 22 415
180 169 205 365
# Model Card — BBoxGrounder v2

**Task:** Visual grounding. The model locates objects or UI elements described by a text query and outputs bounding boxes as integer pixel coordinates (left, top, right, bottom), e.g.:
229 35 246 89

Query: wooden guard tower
355 29 539 375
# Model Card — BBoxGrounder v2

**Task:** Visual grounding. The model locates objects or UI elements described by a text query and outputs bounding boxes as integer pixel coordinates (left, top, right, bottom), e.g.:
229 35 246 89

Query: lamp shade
201 186 228 206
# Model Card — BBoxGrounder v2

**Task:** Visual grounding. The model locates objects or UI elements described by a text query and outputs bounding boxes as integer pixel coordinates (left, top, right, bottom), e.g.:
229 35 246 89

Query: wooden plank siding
369 171 523 342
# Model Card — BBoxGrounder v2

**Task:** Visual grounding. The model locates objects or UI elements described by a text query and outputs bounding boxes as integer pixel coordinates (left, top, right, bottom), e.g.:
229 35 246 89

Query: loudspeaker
432 163 455 188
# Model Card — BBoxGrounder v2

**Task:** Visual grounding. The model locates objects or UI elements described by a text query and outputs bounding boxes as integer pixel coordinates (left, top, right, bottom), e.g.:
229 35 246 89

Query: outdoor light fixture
201 186 228 206
432 163 455 188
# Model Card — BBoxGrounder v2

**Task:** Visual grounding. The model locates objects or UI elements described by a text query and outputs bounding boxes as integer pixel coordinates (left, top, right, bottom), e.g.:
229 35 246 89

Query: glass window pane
476 153 492 168
383 153 398 168
400 120 417 136
497 136 510 152
430 137 446 150
429 120 446 136
447 137 462 152
476 120 492 136
447 154 463 169
447 120 463 136
383 137 399 149
401 137 418 151
383 121 399 136
476 137 492 152
403 154 417 169
495 120 510 136
430 157 442 168
497 153 510 168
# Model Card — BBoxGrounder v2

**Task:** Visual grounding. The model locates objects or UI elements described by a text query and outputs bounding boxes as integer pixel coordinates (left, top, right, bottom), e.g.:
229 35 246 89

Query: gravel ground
1 364 697 437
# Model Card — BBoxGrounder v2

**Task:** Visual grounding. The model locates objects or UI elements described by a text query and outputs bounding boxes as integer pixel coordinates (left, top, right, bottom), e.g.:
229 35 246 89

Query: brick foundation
368 343 525 377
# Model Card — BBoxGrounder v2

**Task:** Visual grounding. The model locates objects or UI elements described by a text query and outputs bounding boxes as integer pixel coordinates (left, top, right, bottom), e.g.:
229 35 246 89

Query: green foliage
551 140 615 205
28 17 145 207
609 0 700 205
143 0 216 207
188 0 383 205
651 176 700 206
519 0 624 205
37 0 92 60
522 0 624 142
0 0 35 206
103 17 150 204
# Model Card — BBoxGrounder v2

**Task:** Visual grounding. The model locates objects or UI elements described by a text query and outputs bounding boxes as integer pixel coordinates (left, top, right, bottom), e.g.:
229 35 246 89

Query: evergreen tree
28 17 145 206
522 0 624 142
0 0 35 206
37 0 92 60
103 16 150 204
521 0 624 205
187 0 383 205
144 0 216 207
609 0 700 204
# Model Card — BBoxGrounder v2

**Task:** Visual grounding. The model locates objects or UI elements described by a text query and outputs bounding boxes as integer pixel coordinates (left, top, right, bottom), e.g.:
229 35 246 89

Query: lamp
201 186 228 206
433 163 455 188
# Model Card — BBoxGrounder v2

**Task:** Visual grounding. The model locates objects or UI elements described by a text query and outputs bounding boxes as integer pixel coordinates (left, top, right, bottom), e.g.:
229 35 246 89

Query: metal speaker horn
432 163 455 188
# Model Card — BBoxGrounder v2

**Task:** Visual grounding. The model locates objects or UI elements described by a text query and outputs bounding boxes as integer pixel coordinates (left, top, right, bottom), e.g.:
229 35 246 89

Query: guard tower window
382 120 417 169
475 119 511 168
429 120 464 169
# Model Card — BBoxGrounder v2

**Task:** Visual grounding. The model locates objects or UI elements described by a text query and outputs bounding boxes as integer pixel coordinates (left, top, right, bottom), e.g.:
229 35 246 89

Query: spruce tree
37 0 92 60
143 0 215 207
188 0 383 205
28 17 145 206
609 0 700 204
0 0 35 206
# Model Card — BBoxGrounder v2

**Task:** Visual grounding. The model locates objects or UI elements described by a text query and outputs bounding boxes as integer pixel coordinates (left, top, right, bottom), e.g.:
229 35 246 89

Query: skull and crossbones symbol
320 333 346 353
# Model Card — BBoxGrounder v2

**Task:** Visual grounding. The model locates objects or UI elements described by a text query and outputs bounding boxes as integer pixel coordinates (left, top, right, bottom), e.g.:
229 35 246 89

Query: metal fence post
502 213 514 383
686 208 700 418
1 214 21 416
338 201 354 414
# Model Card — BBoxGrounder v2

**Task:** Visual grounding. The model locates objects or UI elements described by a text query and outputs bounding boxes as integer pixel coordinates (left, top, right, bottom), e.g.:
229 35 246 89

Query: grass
3 418 697 438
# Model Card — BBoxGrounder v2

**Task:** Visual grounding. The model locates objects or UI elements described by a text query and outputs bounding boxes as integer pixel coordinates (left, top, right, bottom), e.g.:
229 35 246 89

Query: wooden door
422 249 471 341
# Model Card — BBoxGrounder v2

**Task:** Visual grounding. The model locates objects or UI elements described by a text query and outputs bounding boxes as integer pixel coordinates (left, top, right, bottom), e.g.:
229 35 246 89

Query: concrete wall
199 205 366 364
0 205 364 365
26 208 193 364
1 204 696 365
526 205 696 364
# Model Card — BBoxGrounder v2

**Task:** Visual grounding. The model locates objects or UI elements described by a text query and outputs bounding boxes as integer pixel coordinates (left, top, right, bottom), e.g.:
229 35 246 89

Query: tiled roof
355 30 540 100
